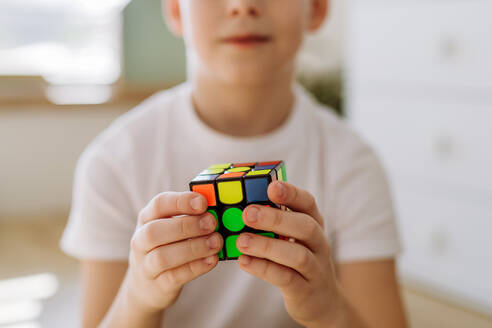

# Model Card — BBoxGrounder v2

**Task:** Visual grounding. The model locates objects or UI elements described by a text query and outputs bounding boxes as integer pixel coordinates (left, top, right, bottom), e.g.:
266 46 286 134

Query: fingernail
247 207 259 223
206 234 219 249
276 182 286 198
199 214 212 231
203 255 215 265
238 235 251 248
190 196 202 210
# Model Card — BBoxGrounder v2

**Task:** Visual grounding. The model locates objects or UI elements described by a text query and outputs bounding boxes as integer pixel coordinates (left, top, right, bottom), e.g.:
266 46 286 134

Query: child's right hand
124 191 223 313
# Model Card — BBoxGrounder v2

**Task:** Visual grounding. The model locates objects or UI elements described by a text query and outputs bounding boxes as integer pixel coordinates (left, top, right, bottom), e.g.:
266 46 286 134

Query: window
0 0 129 86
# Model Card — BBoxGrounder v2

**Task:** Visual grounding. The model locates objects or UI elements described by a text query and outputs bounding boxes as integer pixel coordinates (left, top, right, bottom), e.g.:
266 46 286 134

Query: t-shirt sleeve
330 130 403 263
59 145 138 260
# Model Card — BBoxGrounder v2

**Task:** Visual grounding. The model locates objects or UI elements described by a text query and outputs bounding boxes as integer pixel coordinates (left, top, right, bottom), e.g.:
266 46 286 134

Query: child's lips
222 34 272 48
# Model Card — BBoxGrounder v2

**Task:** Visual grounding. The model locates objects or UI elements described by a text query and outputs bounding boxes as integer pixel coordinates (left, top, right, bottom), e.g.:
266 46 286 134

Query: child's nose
228 0 260 18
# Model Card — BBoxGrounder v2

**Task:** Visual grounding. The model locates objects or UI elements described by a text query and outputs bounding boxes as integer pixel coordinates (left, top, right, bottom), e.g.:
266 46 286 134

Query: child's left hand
237 180 342 328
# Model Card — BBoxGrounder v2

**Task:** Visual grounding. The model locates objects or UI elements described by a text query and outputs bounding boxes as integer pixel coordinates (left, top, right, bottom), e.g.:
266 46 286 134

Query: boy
60 0 408 327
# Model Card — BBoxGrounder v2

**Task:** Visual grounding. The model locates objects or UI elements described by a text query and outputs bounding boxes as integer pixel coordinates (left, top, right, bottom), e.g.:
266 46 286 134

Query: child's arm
79 191 222 328
94 260 165 328
337 259 407 328
80 260 127 327
80 260 164 328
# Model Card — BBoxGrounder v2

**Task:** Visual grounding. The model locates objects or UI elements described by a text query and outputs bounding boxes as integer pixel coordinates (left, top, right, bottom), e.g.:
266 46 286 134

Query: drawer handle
430 226 449 256
439 37 459 60
434 135 455 161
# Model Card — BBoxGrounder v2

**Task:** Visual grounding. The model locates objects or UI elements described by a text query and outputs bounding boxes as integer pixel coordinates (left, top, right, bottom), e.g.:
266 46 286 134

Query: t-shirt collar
179 81 309 157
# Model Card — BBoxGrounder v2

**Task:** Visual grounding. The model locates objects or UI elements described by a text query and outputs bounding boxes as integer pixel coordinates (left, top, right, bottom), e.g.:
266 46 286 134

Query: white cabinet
350 96 492 191
346 0 492 315
394 179 492 312
347 1 492 89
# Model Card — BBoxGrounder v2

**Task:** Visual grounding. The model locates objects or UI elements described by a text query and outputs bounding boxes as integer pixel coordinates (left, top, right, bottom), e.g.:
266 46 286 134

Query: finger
236 233 320 280
242 204 328 253
144 232 223 279
156 254 219 288
267 181 324 228
132 212 218 253
238 255 306 294
138 191 207 225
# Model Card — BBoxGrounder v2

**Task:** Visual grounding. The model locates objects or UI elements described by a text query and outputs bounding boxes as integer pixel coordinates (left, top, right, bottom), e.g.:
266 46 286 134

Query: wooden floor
1 217 491 328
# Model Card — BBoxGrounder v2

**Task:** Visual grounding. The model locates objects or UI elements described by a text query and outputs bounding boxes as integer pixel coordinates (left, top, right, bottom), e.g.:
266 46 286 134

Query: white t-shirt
60 81 402 328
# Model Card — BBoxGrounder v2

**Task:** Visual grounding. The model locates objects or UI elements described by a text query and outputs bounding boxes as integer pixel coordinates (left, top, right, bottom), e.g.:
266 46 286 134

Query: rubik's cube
189 160 289 260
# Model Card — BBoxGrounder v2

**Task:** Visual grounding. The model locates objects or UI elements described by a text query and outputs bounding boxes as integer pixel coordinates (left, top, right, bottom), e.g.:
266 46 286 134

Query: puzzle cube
189 160 289 260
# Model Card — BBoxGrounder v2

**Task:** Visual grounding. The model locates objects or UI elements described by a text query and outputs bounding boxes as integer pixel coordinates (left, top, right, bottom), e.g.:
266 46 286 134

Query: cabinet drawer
394 186 492 312
350 97 492 191
348 1 492 89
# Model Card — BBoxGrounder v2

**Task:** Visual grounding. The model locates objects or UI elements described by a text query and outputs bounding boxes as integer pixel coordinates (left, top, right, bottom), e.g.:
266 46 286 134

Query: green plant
297 72 344 117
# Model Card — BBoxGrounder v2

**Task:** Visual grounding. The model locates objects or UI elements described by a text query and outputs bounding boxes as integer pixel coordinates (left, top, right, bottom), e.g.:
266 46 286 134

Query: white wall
0 105 129 221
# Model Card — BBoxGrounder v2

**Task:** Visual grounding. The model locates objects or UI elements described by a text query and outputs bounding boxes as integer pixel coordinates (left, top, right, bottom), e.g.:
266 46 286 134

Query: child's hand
125 191 223 313
236 181 342 328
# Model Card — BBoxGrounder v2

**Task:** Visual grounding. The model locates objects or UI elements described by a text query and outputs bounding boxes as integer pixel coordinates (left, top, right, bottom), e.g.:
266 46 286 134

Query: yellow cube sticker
246 169 271 176
209 163 232 169
226 167 250 173
218 181 243 204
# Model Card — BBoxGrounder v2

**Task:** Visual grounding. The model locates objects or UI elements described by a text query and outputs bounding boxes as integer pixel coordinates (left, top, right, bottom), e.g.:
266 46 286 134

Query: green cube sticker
208 209 219 232
226 235 242 257
222 207 244 232
257 232 275 238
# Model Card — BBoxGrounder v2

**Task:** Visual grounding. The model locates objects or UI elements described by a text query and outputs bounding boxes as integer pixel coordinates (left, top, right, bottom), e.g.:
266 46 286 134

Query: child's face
165 0 327 85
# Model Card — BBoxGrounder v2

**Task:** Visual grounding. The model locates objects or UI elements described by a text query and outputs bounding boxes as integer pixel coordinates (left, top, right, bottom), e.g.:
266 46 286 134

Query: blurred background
0 0 491 327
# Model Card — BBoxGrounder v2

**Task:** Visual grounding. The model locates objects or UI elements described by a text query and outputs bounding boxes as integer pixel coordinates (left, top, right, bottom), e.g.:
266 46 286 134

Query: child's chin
219 66 280 86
